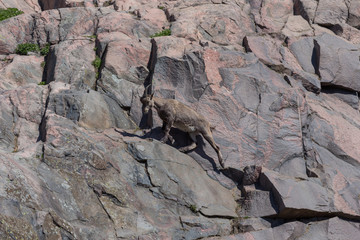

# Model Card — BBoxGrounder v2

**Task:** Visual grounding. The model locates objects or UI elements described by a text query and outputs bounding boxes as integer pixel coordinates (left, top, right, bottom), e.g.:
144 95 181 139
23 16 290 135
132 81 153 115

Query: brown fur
141 93 224 168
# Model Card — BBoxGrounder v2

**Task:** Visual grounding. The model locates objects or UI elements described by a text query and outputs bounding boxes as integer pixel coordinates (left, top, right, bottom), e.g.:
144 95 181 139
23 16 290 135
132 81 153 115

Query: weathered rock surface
1 0 360 239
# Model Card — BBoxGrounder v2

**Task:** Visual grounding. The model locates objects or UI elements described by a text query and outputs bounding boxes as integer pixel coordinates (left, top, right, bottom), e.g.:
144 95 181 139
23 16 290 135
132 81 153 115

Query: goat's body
148 97 224 168
154 98 208 133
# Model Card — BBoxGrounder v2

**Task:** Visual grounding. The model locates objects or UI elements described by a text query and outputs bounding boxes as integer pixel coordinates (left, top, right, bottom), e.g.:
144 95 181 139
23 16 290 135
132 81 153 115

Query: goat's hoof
178 147 186 153
218 163 226 170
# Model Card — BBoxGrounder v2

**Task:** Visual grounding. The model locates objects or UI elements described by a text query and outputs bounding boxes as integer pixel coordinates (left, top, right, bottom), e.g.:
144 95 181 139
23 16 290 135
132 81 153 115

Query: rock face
1 0 360 239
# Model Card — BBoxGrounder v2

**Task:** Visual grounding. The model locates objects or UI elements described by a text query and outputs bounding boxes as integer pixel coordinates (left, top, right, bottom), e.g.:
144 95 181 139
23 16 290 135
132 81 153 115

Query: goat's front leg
160 120 174 144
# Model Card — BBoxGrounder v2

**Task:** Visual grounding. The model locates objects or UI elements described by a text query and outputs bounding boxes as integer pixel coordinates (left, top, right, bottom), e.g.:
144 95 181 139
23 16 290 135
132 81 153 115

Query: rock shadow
117 127 221 171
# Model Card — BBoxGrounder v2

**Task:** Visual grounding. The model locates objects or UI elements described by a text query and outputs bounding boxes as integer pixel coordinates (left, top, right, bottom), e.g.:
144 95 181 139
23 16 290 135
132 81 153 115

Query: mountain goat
140 87 224 169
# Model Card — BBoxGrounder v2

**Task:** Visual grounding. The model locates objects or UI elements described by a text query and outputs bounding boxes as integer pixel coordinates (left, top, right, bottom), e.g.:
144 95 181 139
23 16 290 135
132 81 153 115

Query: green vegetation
40 43 50 56
15 43 51 56
86 35 97 39
189 205 197 213
158 6 165 11
92 56 102 79
38 81 46 85
150 29 171 38
0 8 24 22
92 56 101 69
103 1 113 7
15 43 39 55
41 61 46 68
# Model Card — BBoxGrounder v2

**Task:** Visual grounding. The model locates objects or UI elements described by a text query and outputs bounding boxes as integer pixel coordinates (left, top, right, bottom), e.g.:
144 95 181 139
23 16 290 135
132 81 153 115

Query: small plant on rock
15 43 51 56
103 0 114 7
15 43 40 55
189 204 197 213
38 81 46 85
92 56 101 69
150 29 171 38
40 43 50 56
92 56 102 79
0 8 24 22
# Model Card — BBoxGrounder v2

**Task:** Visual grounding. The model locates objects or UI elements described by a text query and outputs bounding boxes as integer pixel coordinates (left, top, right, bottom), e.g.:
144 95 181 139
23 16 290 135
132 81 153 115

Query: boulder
0 84 47 152
330 23 360 44
0 14 35 54
170 1 254 45
208 217 360 240
281 15 313 37
97 10 164 40
47 82 136 130
45 40 96 88
314 0 348 26
293 0 318 22
0 0 41 13
258 0 293 32
58 7 97 41
101 40 151 85
127 138 238 218
0 55 44 90
347 0 360 29
316 33 360 91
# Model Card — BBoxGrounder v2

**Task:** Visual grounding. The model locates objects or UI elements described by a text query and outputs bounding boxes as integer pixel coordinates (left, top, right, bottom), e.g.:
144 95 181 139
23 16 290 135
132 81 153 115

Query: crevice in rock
94 193 115 224
267 208 360 221
164 9 176 22
38 0 67 11
321 82 360 94
37 85 51 142
140 38 158 129
312 39 321 78
44 44 57 85
242 36 251 53
144 38 158 91
143 161 156 188
283 75 292 86
8 96 19 152
48 211 77 239
94 40 108 92
293 0 311 22
321 85 359 109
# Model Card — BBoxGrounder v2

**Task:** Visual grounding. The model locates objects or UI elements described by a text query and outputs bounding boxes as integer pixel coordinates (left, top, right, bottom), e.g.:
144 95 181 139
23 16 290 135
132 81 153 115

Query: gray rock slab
45 40 96 88
260 169 332 218
127 138 238 218
0 55 43 90
314 0 348 26
47 83 136 130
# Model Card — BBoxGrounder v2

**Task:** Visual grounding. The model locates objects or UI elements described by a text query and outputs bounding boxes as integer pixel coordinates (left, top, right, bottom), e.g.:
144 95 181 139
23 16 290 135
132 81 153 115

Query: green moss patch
0 8 24 21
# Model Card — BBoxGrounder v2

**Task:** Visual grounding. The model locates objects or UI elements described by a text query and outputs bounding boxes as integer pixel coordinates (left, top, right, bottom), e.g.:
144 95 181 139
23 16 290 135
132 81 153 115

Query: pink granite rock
258 0 294 32
0 14 34 54
0 0 41 13
1 0 360 239
347 0 360 28
0 55 44 90
170 1 254 45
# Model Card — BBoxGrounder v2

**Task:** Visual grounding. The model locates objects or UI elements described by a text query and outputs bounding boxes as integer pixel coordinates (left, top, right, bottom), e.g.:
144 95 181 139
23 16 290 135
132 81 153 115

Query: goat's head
140 85 154 114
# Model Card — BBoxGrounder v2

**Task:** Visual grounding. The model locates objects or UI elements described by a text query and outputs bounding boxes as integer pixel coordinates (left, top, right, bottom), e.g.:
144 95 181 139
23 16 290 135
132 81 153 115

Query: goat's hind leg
179 132 197 152
202 129 224 169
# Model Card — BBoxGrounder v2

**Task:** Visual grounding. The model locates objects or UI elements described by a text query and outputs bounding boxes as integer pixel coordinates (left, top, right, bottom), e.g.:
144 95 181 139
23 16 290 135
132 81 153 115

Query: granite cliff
1 0 360 239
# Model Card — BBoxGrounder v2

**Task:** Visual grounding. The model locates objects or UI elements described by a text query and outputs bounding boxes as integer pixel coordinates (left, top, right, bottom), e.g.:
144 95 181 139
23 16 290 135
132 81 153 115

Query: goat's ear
150 93 154 99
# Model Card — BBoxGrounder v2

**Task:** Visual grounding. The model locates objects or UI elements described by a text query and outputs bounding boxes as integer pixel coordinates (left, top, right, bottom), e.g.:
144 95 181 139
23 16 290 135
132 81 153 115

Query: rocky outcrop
1 0 360 239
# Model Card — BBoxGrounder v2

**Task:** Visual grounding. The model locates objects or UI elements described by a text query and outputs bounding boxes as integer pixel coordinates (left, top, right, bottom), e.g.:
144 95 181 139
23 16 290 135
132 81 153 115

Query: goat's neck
152 97 167 111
